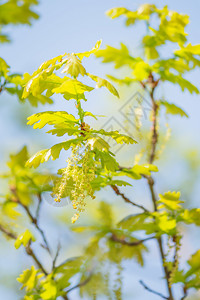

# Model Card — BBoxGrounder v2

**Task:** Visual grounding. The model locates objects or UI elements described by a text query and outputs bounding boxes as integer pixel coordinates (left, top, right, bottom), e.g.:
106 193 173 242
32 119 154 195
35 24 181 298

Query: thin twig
66 273 93 294
0 224 17 239
62 295 69 300
111 234 155 246
19 201 52 255
111 185 149 212
25 243 48 275
0 224 48 275
52 242 61 270
181 286 188 300
36 193 42 220
149 78 158 164
139 280 168 299
10 186 51 255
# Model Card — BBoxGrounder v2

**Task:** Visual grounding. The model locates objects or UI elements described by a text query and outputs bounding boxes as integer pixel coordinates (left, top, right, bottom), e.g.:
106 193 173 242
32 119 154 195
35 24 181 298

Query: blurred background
0 0 200 299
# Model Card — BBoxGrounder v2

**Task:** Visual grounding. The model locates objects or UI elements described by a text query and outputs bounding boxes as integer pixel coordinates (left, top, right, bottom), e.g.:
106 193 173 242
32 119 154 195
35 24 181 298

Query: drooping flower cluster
54 144 96 223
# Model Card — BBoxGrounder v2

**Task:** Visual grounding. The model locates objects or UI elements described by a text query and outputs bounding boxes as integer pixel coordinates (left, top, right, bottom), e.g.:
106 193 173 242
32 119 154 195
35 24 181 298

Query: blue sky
0 1 200 299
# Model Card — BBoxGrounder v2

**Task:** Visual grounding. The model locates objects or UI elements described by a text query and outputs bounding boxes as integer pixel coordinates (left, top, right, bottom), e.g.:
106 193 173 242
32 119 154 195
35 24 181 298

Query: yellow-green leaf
15 230 35 249
88 73 119 97
17 266 39 292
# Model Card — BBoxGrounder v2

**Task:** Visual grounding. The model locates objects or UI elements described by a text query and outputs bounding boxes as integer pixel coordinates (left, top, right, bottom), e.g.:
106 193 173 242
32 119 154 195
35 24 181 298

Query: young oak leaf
158 71 199 94
0 57 10 76
87 73 119 98
92 129 137 144
95 43 136 69
46 124 80 137
61 54 86 78
27 111 78 129
17 266 43 292
15 230 35 249
87 137 110 151
62 40 102 77
26 138 83 168
40 280 57 300
52 78 94 98
158 191 183 211
160 101 188 117
76 40 102 60
119 164 158 180
94 149 119 172
2 202 21 220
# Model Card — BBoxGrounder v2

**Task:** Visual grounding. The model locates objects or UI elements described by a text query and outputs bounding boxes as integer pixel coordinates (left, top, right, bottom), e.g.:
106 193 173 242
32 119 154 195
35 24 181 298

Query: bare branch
52 242 61 270
139 280 168 299
0 224 17 239
10 186 51 255
181 286 188 300
146 73 174 300
25 242 48 275
66 273 93 294
149 77 158 164
19 201 52 255
36 193 42 220
111 185 149 212
111 234 155 246
0 223 48 275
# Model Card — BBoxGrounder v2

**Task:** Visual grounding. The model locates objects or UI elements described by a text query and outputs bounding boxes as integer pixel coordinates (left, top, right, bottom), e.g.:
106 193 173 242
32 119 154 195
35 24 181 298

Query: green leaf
186 250 200 277
107 75 137 86
46 125 79 137
158 71 199 94
26 138 82 168
174 44 200 68
155 212 177 235
92 129 136 145
109 180 132 187
17 266 39 292
77 40 102 60
95 43 135 69
87 73 119 97
98 201 113 227
37 54 64 74
3 202 21 220
119 164 158 180
153 58 190 74
52 78 94 99
158 191 183 210
95 150 118 172
83 111 100 120
27 111 78 129
133 61 151 81
160 101 188 117
0 57 9 76
144 46 159 60
0 0 39 43
106 4 156 26
7 146 29 170
61 54 86 78
87 137 110 151
40 280 57 300
15 230 35 249
22 72 63 99
106 7 130 19
118 213 149 232
181 208 200 226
